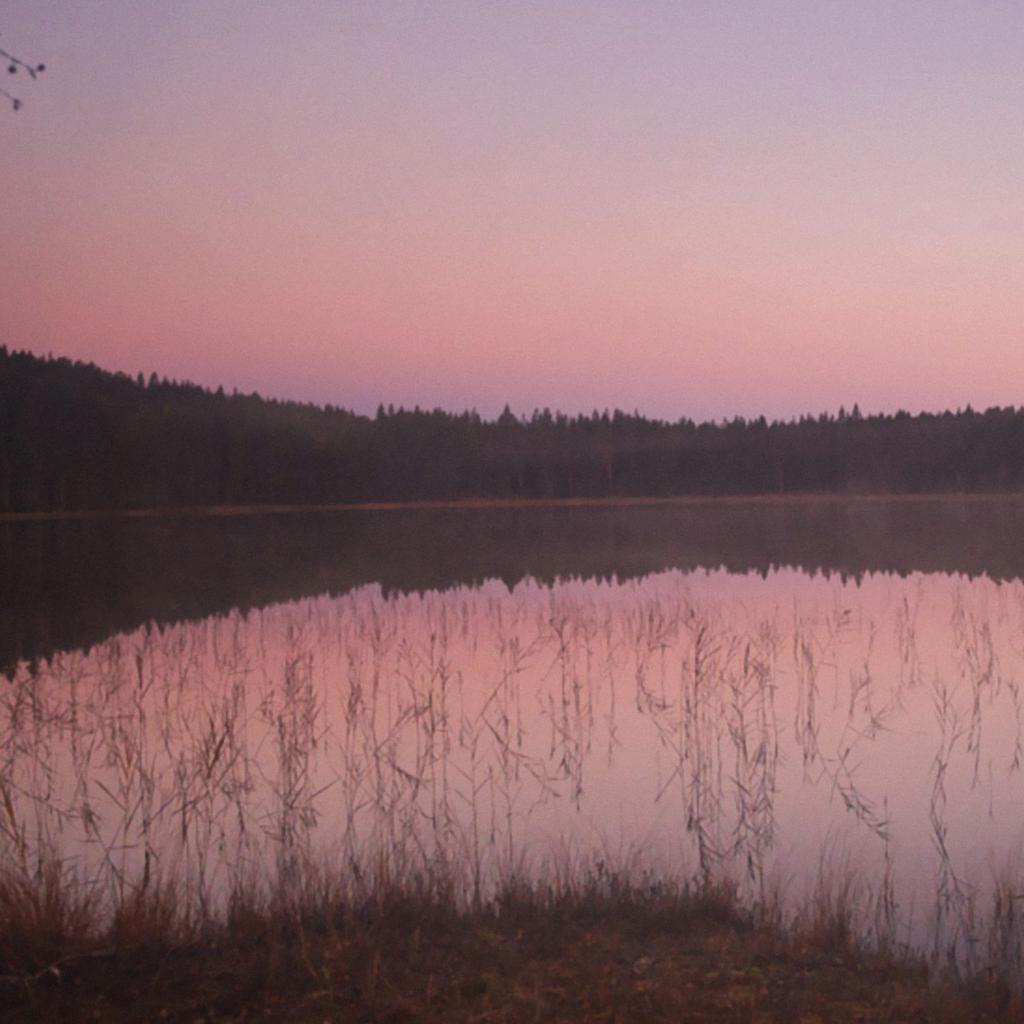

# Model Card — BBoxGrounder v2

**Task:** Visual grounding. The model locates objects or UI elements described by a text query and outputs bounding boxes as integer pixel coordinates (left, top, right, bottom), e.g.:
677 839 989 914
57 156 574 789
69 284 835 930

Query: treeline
4 345 1024 512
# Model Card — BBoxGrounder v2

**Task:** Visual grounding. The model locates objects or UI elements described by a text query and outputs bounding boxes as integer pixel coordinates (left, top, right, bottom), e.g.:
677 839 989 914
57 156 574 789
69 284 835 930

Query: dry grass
1 868 1020 1023
0 857 99 972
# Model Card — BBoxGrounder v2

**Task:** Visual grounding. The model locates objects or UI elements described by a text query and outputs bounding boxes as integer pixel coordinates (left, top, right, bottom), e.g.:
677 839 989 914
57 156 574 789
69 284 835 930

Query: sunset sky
2 1 1023 422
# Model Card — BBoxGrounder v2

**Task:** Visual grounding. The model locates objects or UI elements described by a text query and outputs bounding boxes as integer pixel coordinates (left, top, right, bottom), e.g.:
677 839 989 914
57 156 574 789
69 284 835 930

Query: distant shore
4 490 1024 523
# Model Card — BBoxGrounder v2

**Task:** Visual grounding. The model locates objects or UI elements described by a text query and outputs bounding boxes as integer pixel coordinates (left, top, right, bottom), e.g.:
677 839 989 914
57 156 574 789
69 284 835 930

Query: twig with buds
1 37 46 111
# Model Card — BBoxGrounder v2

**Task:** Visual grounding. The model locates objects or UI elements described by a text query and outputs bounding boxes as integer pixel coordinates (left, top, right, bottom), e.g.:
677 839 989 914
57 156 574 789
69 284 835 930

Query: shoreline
2 876 1017 1023
3 490 1024 523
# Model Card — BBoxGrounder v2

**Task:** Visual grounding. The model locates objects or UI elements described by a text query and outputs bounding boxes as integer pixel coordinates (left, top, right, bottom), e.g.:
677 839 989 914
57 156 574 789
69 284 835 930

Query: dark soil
3 901 1018 1023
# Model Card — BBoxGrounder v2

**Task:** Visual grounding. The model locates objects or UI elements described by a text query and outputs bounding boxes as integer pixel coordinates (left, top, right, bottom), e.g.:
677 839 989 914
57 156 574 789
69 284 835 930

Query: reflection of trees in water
3 570 1024 978
8 497 1024 672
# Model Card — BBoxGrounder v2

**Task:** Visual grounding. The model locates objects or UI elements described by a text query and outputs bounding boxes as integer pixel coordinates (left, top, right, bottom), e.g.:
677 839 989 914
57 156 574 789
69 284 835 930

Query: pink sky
2 2 1023 421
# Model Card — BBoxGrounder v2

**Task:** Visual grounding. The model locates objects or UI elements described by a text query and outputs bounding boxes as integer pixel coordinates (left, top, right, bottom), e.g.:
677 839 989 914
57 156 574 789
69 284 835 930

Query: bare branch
1 36 46 111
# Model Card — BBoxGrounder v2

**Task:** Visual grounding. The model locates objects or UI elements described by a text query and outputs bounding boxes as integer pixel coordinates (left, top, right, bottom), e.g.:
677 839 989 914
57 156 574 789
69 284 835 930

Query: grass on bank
1 862 1021 1024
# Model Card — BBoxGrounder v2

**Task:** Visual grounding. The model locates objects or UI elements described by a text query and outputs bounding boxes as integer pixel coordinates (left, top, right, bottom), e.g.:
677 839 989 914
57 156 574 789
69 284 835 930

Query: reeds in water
2 568 1024 996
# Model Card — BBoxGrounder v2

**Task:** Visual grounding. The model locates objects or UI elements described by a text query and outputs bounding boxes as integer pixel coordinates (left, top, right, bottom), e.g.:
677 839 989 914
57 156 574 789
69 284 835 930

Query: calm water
4 498 1024 967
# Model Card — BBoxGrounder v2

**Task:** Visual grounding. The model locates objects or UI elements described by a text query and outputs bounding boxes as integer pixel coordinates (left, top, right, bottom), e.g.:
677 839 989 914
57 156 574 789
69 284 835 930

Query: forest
4 345 1024 512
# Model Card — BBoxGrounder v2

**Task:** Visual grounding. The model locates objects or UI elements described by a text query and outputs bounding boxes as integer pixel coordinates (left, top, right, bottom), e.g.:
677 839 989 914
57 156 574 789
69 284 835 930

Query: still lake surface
4 497 1024 964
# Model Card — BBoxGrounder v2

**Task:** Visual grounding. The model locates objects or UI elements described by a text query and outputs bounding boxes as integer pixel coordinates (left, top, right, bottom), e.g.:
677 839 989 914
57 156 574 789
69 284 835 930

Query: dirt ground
3 904 1018 1023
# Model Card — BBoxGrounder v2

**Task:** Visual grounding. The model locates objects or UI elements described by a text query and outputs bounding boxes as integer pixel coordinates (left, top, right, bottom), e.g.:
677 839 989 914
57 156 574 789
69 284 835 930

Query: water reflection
6 496 1024 672
4 566 1024 970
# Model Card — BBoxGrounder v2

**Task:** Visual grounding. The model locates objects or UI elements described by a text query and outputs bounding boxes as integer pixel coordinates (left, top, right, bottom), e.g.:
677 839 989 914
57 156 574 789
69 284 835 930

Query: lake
4 497 1024 972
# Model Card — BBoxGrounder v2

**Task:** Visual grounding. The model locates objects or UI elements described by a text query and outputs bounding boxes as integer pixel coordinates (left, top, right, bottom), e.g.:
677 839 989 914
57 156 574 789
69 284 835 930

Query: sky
2 1 1023 422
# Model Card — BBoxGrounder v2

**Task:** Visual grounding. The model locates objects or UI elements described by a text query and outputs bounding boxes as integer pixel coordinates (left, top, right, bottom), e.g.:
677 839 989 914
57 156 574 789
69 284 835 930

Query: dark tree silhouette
3 345 1024 514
